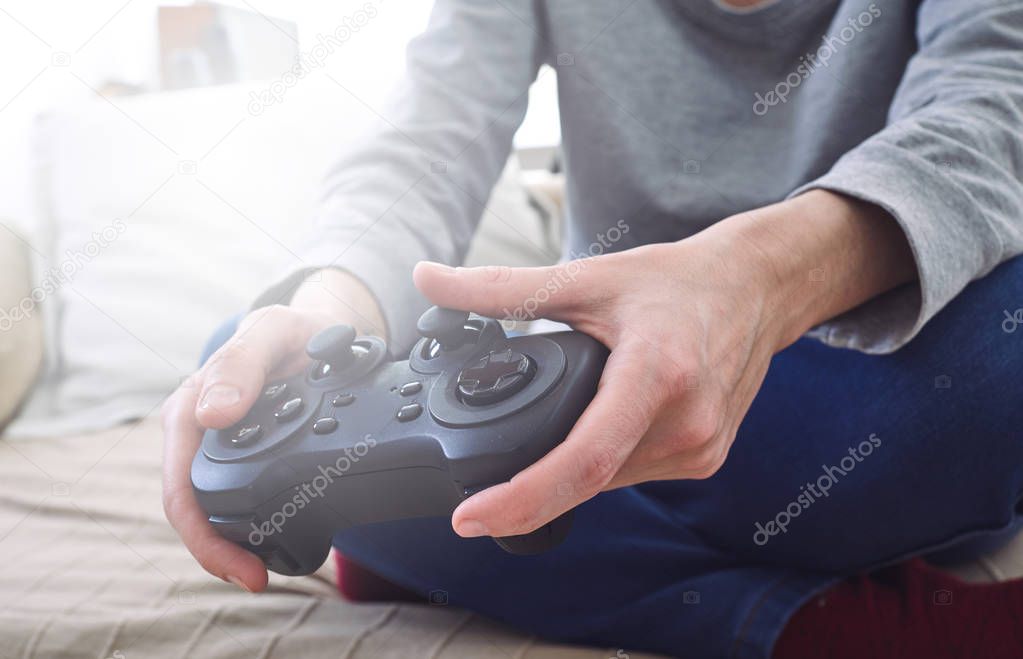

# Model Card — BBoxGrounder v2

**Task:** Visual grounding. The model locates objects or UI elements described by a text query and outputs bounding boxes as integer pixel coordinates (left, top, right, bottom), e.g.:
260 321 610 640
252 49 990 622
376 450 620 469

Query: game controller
191 306 609 576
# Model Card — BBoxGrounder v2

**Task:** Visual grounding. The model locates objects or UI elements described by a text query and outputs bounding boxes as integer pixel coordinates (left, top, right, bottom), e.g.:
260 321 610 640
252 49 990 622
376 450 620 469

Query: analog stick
417 306 471 350
306 325 358 374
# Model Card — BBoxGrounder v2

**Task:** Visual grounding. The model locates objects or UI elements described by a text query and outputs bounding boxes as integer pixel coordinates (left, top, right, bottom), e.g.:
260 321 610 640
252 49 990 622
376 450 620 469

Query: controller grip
493 510 572 555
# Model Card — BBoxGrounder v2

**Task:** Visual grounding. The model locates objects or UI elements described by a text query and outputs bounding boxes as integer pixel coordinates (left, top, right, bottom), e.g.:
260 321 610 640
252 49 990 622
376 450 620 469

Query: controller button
231 424 263 446
396 402 423 422
263 383 288 400
457 349 536 405
312 417 339 435
398 381 422 396
274 397 304 422
332 393 356 407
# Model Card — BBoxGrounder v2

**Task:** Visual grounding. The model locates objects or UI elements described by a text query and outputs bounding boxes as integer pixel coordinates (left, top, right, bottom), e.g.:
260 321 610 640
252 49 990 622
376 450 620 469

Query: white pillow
8 79 554 437
0 225 43 429
9 80 375 436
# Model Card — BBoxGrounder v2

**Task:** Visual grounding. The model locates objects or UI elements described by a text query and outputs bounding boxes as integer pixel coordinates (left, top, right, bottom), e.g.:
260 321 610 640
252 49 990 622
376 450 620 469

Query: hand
162 270 386 592
413 190 915 539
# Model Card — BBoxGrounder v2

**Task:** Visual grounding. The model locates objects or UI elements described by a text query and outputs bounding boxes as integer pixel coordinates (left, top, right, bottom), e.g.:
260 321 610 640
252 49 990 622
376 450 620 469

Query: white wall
0 1 560 230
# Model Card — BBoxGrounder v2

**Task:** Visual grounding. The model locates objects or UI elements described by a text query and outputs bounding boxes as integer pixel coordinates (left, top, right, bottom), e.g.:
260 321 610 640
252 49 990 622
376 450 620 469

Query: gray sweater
265 0 1023 354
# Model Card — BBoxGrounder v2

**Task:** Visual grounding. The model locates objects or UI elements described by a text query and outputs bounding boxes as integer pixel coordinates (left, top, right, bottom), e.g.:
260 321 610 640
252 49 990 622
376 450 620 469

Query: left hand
413 190 915 539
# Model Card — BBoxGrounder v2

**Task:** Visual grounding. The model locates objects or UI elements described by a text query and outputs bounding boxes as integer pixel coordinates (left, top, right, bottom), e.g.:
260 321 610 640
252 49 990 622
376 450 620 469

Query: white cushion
9 78 553 436
10 79 376 435
0 226 43 430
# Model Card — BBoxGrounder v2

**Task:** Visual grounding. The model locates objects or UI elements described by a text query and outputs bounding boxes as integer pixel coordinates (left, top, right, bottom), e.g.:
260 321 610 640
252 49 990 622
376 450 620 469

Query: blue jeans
202 257 1023 659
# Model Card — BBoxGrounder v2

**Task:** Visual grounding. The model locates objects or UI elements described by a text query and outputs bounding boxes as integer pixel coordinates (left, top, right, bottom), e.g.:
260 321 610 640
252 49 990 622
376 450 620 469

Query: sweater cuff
788 141 1000 354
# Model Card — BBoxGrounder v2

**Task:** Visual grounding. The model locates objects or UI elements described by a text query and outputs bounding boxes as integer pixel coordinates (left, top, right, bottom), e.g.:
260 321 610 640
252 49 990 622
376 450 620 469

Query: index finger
161 379 268 592
450 343 662 538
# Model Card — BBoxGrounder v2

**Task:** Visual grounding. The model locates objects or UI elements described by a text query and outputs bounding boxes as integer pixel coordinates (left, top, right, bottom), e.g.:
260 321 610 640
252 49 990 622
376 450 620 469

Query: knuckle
251 304 289 324
206 337 252 373
559 262 614 314
506 508 541 535
688 466 716 480
662 363 701 399
682 408 721 449
688 458 725 480
499 482 546 535
684 443 729 480
667 401 722 452
576 444 620 495
236 304 290 337
481 265 513 284
549 261 582 288
639 346 694 398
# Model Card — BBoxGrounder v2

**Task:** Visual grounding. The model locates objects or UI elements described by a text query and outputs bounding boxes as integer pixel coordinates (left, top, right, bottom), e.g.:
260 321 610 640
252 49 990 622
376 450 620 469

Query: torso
540 0 915 255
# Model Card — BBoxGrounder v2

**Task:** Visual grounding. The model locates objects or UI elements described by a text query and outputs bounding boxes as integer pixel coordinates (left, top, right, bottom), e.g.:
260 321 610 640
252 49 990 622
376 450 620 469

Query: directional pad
457 349 536 406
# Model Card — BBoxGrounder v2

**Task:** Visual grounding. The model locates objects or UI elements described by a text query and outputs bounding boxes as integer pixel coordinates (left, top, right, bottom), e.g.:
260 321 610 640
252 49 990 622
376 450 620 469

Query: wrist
697 190 915 351
291 268 389 342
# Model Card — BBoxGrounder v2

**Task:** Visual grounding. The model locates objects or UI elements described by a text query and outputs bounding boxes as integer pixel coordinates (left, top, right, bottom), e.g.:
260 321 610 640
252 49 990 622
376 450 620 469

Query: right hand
161 270 387 592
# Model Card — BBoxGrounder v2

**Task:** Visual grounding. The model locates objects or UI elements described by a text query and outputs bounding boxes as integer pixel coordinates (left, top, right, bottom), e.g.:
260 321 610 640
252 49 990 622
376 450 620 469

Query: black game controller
191 306 608 576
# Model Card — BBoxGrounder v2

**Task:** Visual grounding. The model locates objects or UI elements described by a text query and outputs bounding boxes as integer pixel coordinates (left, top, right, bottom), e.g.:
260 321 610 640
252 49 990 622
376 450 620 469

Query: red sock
774 558 1023 659
334 551 421 602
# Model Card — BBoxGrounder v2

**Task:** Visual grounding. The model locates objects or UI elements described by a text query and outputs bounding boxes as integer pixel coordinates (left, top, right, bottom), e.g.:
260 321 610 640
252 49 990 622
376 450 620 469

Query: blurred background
0 0 564 437
0 8 634 656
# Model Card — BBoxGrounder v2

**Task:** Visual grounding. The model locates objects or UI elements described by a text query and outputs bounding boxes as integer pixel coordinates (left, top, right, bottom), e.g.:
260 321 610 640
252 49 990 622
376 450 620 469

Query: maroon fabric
774 558 1023 659
334 551 420 603
336 550 1023 655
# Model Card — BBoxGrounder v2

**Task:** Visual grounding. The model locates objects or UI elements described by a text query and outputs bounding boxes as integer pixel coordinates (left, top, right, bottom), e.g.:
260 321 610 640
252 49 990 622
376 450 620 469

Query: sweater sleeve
789 0 1023 353
254 0 544 350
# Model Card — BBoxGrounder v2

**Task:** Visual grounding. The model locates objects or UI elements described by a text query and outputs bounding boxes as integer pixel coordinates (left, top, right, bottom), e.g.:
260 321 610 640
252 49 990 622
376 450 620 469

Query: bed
3 81 1020 659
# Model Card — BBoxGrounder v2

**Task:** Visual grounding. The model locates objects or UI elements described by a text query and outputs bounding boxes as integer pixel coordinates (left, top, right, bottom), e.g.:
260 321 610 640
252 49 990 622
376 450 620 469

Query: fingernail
456 520 489 538
226 575 252 593
200 384 241 411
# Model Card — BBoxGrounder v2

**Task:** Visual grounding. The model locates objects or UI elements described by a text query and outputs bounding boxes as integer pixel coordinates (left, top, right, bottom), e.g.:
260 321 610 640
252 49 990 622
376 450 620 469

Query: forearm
289 0 541 351
701 189 916 350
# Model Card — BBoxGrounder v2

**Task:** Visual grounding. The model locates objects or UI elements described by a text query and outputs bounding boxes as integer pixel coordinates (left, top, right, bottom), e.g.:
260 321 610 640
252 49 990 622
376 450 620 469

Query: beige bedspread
0 414 664 659
4 413 1022 659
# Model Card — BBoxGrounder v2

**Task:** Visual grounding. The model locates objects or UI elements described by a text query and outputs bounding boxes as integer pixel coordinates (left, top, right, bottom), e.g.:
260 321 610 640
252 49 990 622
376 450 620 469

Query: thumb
195 342 265 430
194 306 306 429
413 261 584 321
